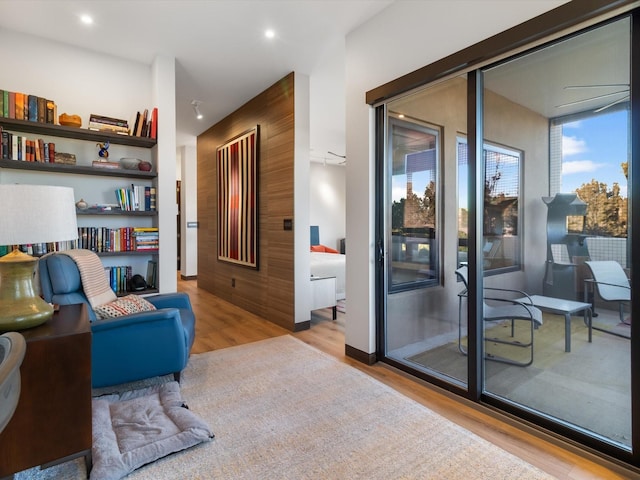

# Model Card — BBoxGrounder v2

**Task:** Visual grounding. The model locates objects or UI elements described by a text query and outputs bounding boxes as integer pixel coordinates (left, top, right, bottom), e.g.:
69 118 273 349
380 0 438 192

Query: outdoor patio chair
584 260 630 326
455 265 543 367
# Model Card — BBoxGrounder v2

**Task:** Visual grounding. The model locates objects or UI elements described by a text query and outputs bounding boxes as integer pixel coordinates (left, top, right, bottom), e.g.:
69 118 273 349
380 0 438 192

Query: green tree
575 180 627 237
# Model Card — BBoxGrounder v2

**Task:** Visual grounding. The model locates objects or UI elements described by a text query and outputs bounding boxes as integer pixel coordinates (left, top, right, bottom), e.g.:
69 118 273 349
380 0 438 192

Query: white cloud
562 160 604 175
562 135 588 156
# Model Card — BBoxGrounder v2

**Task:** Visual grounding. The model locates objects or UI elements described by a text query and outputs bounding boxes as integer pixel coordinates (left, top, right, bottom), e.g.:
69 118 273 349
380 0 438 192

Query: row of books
78 227 159 253
0 86 158 140
0 89 56 123
1 127 56 162
0 227 159 255
132 108 158 139
0 241 77 257
105 265 133 295
115 185 157 211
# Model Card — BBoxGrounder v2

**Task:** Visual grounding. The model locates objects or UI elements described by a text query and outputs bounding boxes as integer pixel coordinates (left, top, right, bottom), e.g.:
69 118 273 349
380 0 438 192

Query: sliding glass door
481 16 631 447
375 8 637 463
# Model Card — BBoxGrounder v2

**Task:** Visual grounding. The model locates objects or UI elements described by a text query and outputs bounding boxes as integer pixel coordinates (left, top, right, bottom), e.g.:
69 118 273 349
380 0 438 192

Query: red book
150 107 158 140
48 142 55 163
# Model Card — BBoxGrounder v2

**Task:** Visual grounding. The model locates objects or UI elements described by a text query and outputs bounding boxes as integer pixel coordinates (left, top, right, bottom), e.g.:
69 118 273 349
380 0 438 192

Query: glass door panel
481 17 631 447
383 76 468 386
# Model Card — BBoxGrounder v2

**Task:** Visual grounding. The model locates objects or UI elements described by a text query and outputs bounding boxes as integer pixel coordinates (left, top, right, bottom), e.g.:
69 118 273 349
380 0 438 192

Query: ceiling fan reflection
556 83 630 113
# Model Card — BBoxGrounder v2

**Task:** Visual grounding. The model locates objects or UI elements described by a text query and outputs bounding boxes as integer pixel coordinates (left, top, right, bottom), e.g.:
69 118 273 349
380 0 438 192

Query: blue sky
561 109 629 196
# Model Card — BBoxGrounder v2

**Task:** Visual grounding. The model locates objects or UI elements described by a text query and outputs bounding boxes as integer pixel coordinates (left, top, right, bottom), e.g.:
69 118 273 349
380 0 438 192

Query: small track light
191 100 203 120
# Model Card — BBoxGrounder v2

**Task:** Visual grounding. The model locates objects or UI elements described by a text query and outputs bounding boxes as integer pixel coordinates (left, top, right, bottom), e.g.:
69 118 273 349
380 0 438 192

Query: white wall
179 145 198 278
344 0 569 354
294 72 312 325
309 162 346 251
310 36 346 160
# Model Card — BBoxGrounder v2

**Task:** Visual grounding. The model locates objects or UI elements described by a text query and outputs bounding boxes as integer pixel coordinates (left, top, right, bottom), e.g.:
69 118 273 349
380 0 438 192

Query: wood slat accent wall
197 72 296 329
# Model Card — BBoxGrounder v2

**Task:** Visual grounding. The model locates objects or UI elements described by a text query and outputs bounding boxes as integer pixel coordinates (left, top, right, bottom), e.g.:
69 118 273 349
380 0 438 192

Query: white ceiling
483 16 630 119
0 0 392 158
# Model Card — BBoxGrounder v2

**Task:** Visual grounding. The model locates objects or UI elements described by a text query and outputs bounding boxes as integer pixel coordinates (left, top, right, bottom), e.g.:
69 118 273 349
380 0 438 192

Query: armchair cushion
94 294 157 320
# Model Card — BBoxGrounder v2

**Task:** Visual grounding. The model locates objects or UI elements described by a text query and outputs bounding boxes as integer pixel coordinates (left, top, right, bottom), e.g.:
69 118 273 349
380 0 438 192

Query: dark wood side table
0 303 92 479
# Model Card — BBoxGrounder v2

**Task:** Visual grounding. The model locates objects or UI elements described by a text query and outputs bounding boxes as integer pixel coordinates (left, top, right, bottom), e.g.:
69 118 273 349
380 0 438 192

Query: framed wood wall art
217 126 259 269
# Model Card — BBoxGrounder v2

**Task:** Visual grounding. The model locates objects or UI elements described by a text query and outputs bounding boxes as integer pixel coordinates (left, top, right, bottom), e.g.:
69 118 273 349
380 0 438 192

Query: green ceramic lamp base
0 249 53 331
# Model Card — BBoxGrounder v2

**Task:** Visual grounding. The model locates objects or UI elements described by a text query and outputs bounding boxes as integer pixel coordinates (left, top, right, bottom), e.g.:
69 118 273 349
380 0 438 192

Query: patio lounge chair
584 260 630 326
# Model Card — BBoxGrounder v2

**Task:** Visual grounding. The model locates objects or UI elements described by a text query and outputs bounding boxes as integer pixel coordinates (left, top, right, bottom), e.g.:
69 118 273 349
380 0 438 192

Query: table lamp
0 184 78 331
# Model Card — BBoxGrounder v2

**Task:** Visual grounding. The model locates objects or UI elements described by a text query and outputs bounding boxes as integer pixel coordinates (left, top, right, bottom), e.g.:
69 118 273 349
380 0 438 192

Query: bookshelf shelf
116 288 159 297
0 117 156 148
97 251 158 257
0 159 156 179
76 209 157 216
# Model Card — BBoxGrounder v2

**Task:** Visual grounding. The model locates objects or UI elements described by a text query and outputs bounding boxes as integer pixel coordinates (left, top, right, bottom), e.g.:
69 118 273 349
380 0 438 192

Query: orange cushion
311 245 339 254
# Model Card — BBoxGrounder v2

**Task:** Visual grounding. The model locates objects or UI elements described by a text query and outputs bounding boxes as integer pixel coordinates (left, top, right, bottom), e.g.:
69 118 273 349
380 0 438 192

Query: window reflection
389 118 440 289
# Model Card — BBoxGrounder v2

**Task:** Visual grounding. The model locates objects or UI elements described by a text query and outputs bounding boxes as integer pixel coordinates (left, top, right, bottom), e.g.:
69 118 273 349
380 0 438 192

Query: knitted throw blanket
57 249 117 308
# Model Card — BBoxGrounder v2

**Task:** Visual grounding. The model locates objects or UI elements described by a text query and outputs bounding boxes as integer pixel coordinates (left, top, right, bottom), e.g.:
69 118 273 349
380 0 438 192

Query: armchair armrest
90 309 189 388
146 292 193 310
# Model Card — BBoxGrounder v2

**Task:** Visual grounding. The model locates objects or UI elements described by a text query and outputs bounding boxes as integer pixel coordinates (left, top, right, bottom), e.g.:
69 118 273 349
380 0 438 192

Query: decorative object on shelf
138 161 152 172
96 141 110 159
0 184 78 331
217 126 259 269
59 113 82 128
92 160 120 169
75 198 88 210
54 152 77 165
129 274 147 291
120 157 141 170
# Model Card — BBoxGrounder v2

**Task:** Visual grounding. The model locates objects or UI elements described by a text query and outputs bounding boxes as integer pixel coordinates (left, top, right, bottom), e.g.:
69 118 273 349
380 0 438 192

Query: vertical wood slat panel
197 72 296 329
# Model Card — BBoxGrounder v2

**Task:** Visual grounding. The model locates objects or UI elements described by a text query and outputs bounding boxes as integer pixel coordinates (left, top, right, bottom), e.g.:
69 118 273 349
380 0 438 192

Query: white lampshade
0 184 78 246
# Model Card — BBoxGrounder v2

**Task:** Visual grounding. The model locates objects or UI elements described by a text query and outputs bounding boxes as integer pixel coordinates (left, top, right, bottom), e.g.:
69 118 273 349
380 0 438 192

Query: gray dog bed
91 381 214 480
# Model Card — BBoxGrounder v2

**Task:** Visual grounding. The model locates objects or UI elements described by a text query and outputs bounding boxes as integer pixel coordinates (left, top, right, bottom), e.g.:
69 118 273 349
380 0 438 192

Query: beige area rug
17 335 554 480
407 314 631 445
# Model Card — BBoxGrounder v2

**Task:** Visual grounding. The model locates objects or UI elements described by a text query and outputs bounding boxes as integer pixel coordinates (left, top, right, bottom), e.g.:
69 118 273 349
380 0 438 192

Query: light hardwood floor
179 277 636 479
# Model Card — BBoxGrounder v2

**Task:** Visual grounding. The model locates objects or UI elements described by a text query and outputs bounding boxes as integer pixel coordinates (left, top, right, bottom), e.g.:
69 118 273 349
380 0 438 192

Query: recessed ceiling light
80 14 93 25
265 29 275 39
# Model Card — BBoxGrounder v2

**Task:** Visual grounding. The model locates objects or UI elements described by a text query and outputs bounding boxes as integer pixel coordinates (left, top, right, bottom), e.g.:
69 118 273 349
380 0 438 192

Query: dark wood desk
0 303 92 478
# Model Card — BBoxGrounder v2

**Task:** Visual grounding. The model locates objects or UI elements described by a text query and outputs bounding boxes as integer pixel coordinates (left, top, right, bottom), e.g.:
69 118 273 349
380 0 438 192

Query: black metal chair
456 265 543 367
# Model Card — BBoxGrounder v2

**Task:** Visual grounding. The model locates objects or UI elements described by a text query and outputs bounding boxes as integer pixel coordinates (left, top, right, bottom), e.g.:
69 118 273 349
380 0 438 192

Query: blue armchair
38 253 196 388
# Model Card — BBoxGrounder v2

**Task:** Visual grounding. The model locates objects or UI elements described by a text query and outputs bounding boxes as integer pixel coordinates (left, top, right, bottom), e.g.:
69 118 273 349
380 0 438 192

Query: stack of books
133 227 159 251
88 114 129 135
